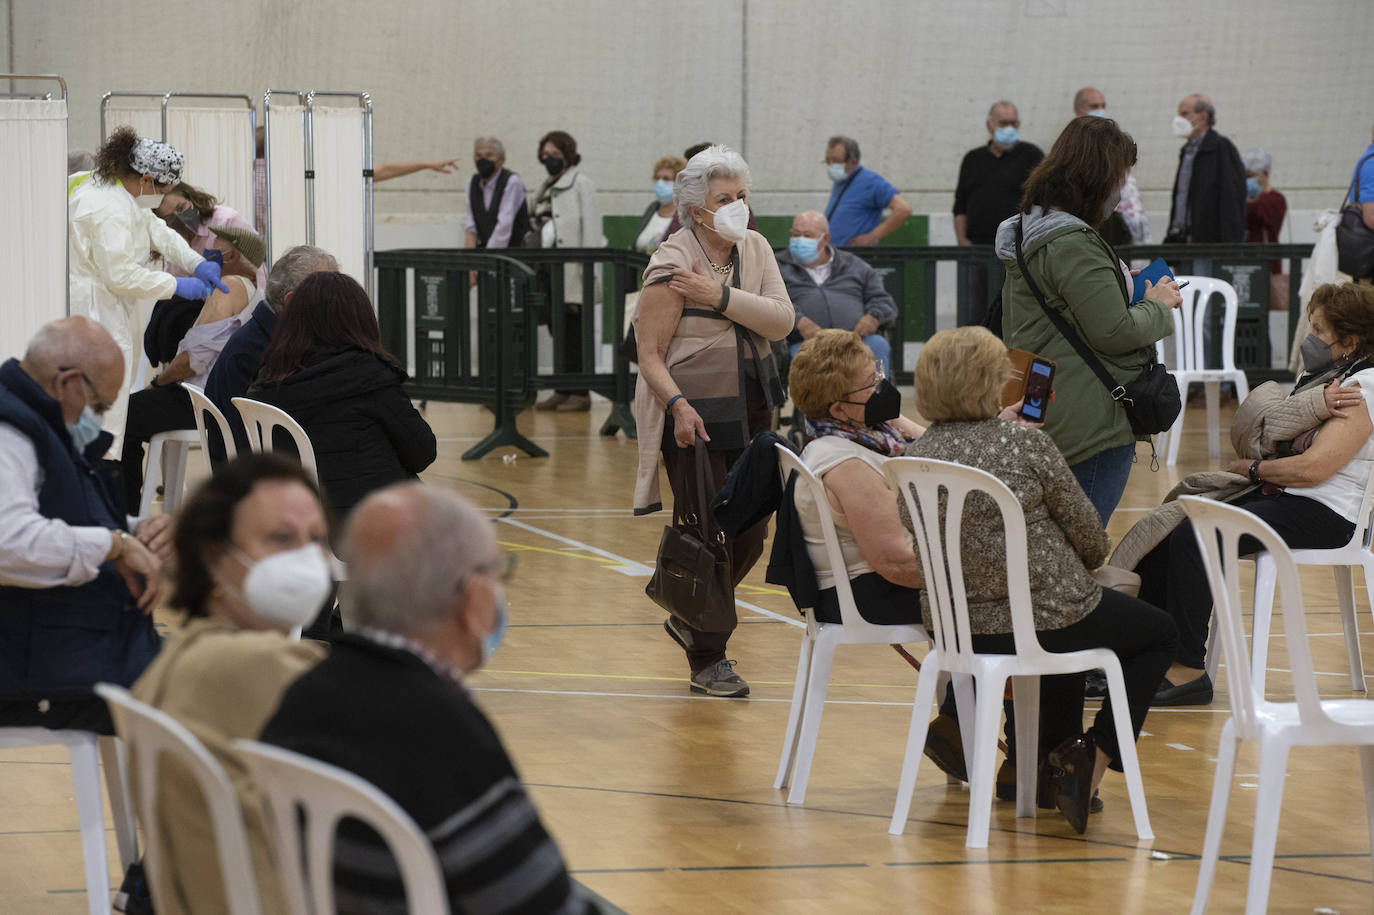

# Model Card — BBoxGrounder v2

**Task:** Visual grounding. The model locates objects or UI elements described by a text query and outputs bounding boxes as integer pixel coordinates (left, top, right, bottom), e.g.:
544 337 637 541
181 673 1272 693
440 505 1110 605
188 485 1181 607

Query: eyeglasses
843 369 885 397
57 367 112 415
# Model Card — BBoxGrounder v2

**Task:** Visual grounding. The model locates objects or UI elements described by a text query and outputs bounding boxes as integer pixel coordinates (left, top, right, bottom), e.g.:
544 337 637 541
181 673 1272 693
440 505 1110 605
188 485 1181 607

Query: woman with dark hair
530 130 605 412
130 453 333 913
247 271 436 519
154 180 267 288
68 126 228 452
995 116 1183 523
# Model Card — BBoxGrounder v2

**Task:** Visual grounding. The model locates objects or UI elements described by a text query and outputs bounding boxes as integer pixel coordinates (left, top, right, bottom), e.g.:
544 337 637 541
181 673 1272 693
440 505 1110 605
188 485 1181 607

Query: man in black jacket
260 484 598 914
1166 94 1247 244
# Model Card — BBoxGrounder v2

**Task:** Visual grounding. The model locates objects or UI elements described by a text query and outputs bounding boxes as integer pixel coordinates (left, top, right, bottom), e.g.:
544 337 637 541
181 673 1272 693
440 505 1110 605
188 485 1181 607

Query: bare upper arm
822 458 913 567
1302 404 1374 481
635 282 684 362
194 279 247 326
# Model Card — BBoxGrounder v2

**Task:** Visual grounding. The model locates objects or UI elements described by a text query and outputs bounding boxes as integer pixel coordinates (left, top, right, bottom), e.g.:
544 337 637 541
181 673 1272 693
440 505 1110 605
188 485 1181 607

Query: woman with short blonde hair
635 155 690 253
913 325 1011 422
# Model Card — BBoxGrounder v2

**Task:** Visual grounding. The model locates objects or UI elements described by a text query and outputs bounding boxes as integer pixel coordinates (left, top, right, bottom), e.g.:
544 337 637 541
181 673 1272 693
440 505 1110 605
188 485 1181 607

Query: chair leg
98 737 138 871
1333 566 1367 692
1102 658 1152 840
889 659 942 835
163 440 190 515
1360 745 1374 889
1011 675 1039 819
1204 380 1221 459
1245 738 1289 915
1191 720 1238 915
786 629 837 805
934 669 961 785
68 738 112 915
774 629 814 790
1252 556 1277 698
137 436 164 519
951 672 977 788
1205 625 1219 685
966 673 1005 849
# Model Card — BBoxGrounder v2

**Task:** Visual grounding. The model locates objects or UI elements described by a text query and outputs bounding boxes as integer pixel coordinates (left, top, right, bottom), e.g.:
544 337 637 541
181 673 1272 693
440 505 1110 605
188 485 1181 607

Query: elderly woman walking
632 146 794 697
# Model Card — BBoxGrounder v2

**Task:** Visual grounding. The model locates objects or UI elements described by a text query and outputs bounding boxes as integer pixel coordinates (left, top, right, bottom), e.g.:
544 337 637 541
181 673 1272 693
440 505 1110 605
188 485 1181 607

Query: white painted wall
12 0 1371 235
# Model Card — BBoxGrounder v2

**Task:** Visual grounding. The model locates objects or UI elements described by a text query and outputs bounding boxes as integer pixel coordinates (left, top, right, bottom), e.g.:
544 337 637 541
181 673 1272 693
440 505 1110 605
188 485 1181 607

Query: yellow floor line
479 668 915 690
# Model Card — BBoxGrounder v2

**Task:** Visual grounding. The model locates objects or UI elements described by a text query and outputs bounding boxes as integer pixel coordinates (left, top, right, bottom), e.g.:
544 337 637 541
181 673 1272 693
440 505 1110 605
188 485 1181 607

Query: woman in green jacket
996 116 1182 523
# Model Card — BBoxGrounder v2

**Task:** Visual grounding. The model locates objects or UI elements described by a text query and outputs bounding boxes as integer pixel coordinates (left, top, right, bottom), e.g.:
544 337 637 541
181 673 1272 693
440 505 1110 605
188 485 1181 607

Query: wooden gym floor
2 393 1371 913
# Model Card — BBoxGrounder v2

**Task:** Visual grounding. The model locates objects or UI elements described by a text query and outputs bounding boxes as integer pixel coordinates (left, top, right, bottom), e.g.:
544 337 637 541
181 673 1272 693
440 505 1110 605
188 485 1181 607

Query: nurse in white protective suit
68 127 229 454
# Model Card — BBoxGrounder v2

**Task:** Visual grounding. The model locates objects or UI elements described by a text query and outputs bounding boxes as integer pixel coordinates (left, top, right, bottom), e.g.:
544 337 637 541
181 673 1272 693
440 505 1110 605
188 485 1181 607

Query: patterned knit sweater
903 418 1110 634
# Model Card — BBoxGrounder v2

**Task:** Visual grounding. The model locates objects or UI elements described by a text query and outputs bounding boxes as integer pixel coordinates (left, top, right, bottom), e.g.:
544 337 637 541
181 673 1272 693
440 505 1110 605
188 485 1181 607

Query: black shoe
1043 733 1095 834
1154 672 1213 707
923 713 967 783
114 861 154 914
1084 669 1108 699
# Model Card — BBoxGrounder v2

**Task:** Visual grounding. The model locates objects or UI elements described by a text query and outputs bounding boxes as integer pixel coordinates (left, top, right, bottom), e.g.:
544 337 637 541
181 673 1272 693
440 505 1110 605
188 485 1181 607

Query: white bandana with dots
129 138 184 186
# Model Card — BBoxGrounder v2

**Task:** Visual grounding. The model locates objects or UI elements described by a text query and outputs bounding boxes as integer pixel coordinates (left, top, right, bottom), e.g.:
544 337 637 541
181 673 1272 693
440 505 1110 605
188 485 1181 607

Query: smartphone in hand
1019 356 1055 422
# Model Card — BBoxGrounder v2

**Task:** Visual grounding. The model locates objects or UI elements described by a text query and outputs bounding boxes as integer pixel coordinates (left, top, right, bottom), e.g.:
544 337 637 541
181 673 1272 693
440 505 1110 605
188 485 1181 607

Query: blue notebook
1130 258 1176 304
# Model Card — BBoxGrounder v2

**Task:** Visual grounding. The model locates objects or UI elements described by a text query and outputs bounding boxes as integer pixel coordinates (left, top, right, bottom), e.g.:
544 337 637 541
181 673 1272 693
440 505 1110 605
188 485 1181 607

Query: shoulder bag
645 439 736 632
1013 221 1181 436
1336 152 1374 280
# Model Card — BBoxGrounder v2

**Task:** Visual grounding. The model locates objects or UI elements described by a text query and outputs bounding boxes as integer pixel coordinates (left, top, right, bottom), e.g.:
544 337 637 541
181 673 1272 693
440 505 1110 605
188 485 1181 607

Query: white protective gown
68 173 204 453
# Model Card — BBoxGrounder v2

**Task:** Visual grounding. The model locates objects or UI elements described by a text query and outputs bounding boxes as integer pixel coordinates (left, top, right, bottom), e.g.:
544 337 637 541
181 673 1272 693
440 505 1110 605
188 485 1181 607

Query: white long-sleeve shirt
0 424 121 588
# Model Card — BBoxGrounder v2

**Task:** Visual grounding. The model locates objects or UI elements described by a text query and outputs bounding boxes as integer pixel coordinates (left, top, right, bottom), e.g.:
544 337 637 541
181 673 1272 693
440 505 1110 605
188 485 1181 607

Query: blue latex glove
193 258 230 294
174 276 212 300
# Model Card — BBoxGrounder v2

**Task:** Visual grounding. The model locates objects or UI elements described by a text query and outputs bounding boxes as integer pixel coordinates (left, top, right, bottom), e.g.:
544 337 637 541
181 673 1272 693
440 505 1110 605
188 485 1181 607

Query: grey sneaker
691 659 750 698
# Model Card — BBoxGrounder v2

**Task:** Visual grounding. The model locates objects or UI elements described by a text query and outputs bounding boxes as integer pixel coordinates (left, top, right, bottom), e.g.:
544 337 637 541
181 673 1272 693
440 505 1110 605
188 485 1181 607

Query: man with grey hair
204 244 339 460
464 136 528 249
0 317 168 732
1166 93 1246 243
822 135 912 247
260 483 598 914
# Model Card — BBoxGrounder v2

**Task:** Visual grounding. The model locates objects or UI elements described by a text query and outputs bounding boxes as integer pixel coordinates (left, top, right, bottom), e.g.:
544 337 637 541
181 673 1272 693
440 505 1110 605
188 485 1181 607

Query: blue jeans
790 332 891 377
1068 443 1135 525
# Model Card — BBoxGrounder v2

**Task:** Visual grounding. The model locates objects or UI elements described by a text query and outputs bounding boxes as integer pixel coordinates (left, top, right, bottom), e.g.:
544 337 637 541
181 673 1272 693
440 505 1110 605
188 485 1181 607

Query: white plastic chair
231 397 318 483
0 728 139 915
137 430 199 519
94 685 262 915
232 739 450 915
883 457 1152 848
1179 496 1374 914
1156 276 1251 466
183 382 237 462
772 445 935 805
1204 468 1374 693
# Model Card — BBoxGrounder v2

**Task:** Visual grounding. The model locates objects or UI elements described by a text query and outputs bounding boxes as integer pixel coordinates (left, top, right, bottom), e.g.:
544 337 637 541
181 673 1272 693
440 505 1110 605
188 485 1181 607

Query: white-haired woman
1244 147 1288 281
69 126 228 455
632 145 794 697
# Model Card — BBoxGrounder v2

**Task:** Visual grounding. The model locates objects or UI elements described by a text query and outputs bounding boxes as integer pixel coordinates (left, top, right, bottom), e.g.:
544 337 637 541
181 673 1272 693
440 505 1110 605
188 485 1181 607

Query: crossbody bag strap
1345 152 1374 207
824 167 860 221
1013 220 1134 405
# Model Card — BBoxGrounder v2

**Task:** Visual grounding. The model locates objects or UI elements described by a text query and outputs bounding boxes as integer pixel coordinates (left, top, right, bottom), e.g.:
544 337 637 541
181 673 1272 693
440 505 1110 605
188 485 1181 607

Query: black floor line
456 478 519 518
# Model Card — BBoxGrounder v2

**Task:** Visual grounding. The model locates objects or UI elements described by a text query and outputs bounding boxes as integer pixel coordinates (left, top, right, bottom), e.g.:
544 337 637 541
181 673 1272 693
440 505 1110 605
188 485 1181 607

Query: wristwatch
1248 459 1262 485
109 530 131 561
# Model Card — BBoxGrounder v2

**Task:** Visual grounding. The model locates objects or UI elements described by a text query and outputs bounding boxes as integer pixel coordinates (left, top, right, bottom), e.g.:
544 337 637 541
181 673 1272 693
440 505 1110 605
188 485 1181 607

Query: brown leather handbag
645 440 736 633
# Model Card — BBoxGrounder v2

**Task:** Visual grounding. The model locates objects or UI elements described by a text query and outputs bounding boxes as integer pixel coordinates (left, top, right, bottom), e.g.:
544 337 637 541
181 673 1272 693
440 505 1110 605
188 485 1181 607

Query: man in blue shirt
823 136 912 247
1350 125 1374 282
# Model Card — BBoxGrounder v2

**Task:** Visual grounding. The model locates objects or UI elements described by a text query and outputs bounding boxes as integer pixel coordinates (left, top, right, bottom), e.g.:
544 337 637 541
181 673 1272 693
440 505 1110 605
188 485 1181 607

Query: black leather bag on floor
645 440 736 633
1014 221 1181 436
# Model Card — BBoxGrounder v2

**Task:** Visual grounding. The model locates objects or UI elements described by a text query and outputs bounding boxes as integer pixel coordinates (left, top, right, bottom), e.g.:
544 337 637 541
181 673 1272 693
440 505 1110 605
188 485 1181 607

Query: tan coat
632 227 794 512
130 617 325 915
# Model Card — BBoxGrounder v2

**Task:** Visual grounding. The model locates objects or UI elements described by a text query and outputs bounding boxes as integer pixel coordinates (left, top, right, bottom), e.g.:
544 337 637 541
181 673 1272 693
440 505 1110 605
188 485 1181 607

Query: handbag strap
673 439 723 541
1013 219 1135 407
1345 152 1374 207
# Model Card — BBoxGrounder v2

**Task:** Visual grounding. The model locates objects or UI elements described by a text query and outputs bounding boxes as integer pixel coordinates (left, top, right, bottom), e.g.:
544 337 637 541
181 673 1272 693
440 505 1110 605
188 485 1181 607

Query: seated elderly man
0 317 168 732
260 483 597 914
777 210 898 375
122 225 266 509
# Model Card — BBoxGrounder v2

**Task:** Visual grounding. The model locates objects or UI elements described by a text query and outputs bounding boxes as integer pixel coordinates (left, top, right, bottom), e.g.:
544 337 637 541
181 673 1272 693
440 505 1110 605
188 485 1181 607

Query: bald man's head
1073 87 1106 117
341 484 496 640
20 317 124 422
792 211 828 237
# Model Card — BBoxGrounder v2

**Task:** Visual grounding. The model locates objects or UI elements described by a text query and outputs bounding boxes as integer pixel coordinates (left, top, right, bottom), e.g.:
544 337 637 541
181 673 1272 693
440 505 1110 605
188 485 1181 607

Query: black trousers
659 399 772 671
1136 491 1355 669
549 305 587 397
940 587 1177 769
0 698 113 734
121 384 195 510
816 572 922 626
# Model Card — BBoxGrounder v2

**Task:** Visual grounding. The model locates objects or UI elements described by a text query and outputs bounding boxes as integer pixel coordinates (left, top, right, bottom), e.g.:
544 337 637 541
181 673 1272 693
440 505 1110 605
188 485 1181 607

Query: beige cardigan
632 227 794 512
130 617 326 915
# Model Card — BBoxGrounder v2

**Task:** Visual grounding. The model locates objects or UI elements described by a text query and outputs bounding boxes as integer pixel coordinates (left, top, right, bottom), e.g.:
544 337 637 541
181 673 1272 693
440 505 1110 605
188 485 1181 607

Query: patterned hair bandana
129 137 184 185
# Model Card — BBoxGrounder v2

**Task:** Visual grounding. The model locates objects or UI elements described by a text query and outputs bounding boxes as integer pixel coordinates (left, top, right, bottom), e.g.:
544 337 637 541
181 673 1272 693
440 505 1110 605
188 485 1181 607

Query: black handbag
1336 153 1374 280
1013 221 1181 437
645 440 736 633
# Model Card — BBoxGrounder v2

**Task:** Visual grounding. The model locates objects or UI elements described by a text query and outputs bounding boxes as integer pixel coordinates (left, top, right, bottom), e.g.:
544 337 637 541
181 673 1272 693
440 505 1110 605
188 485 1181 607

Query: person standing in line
822 135 913 247
1072 87 1150 246
464 136 528 250
1164 94 1247 244
635 155 687 254
954 102 1044 323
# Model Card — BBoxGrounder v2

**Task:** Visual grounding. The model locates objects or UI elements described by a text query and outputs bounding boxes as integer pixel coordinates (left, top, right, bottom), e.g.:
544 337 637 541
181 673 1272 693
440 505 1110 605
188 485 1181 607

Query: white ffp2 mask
228 543 333 629
703 199 749 242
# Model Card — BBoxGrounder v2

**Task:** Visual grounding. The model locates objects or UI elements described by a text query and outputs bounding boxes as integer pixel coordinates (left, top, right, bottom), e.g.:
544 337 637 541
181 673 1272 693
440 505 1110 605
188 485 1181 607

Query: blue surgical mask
66 406 102 453
1087 109 1108 118
826 162 849 183
653 179 674 205
480 587 507 664
789 236 820 264
1246 177 1261 197
993 126 1019 147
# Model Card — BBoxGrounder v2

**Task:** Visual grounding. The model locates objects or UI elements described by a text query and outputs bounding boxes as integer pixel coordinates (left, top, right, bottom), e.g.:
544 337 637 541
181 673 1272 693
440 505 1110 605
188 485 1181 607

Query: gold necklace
692 228 734 275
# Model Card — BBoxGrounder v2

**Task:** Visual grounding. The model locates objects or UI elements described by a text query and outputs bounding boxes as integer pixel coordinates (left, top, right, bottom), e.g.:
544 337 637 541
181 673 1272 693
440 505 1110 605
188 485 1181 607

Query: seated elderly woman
787 329 925 624
1135 282 1374 706
130 453 334 913
906 326 1177 834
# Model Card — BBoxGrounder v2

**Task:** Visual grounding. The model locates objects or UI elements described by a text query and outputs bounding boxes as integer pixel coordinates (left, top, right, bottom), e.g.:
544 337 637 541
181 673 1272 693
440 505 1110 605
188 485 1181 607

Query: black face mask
542 156 565 176
475 158 497 179
839 377 901 427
